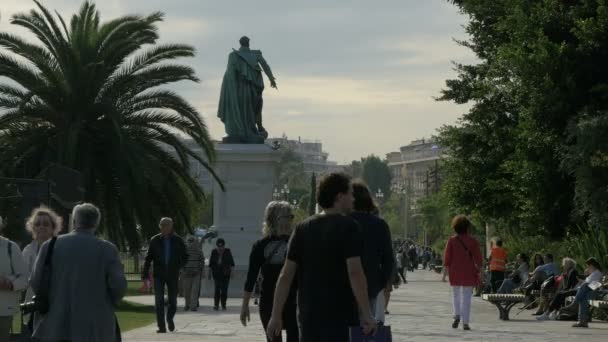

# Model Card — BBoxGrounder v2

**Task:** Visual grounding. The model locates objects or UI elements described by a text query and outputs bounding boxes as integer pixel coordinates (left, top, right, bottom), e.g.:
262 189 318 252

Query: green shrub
568 226 608 270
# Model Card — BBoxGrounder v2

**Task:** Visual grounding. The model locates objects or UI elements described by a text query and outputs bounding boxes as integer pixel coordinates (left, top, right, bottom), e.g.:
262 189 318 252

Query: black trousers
490 271 505 293
259 303 299 342
214 275 230 308
397 267 406 282
154 276 178 330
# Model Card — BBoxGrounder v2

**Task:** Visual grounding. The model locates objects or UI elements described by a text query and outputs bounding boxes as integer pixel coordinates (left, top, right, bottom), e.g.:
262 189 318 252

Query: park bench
590 300 608 310
482 294 526 320
429 264 443 274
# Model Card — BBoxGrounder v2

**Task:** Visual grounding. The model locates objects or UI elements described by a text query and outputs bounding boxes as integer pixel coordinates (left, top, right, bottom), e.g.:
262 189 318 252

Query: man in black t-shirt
267 173 376 342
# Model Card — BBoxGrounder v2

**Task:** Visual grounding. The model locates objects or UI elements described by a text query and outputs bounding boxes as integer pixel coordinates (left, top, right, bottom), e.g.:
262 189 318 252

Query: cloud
0 0 474 162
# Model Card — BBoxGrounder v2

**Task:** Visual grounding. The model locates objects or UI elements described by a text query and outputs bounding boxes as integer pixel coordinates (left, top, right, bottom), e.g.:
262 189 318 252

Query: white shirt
585 270 603 284
0 236 29 316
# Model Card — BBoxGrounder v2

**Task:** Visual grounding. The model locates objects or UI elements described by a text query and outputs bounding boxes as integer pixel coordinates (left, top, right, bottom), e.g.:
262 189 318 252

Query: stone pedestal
200 143 280 298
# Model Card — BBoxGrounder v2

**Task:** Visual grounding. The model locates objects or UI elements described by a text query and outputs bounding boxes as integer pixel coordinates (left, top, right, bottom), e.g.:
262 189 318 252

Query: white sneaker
549 311 557 320
536 313 550 321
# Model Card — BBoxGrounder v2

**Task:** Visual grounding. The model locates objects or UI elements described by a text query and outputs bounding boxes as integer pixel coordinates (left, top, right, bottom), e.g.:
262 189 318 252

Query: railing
119 252 146 281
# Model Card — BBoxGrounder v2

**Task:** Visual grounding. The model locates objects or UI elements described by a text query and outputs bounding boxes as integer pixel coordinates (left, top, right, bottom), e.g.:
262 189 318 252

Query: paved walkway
123 270 608 341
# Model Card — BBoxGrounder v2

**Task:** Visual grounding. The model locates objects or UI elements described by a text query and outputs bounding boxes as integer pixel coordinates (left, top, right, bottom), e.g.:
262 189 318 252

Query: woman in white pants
442 215 482 330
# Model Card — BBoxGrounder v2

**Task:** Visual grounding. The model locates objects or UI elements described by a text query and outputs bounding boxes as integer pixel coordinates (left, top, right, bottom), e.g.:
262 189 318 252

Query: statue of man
217 36 277 144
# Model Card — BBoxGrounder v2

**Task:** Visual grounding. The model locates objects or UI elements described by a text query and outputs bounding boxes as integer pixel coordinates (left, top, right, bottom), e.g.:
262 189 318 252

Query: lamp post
391 181 409 239
280 184 290 201
375 189 384 202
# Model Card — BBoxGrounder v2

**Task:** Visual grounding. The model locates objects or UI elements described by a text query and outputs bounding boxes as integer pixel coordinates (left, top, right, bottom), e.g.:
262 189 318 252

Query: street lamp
280 184 290 200
391 181 409 240
375 189 384 201
273 187 280 200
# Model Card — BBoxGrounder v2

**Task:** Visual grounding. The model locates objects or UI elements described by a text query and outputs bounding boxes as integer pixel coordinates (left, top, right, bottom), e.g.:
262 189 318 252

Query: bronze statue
217 36 277 144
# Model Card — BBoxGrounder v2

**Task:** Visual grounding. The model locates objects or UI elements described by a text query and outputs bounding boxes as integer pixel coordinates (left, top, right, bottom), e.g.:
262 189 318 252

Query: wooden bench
482 294 526 320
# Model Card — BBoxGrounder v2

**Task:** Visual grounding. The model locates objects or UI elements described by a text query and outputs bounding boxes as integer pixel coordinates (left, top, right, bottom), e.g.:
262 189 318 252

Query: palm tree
0 1 219 250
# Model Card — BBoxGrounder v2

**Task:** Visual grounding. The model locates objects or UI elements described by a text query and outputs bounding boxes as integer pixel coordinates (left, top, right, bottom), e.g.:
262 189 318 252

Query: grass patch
11 300 155 334
126 280 150 297
11 312 21 334
115 300 156 332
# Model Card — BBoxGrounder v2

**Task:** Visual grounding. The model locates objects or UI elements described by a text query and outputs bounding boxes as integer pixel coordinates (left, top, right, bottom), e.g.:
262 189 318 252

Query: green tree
276 147 307 188
343 160 362 178
417 191 452 248
0 1 219 250
308 172 317 215
441 0 608 238
361 155 391 199
379 193 402 238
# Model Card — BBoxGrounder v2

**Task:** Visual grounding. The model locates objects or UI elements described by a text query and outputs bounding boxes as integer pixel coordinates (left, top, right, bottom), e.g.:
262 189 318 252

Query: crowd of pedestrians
2 172 605 341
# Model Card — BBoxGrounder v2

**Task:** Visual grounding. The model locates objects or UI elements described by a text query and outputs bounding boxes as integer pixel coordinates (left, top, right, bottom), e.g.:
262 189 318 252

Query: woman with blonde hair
241 201 298 342
22 206 63 273
21 206 63 331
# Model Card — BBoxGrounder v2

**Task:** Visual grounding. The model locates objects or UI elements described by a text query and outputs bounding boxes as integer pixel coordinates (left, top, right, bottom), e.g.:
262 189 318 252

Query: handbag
349 325 392 342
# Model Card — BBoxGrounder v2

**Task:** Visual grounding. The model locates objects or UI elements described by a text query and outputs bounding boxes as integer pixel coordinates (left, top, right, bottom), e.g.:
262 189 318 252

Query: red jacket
443 234 483 286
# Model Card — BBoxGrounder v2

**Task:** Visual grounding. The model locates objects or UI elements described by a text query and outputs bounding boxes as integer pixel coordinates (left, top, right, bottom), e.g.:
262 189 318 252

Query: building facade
386 138 447 239
266 135 342 175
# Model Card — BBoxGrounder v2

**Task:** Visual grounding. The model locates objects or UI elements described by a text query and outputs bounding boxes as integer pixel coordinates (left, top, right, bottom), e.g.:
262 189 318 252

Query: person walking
241 201 298 342
442 215 483 331
209 238 235 310
182 235 204 312
142 217 188 333
0 216 29 342
489 238 508 293
30 203 127 342
350 181 394 324
396 249 408 284
266 172 376 342
408 245 417 272
21 206 63 332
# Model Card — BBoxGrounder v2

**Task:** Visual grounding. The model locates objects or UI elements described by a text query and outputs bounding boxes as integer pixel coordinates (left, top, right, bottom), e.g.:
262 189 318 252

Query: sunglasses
280 214 295 219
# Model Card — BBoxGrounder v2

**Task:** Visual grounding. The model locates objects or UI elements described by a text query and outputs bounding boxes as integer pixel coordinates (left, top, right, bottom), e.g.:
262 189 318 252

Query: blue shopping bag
349 325 392 342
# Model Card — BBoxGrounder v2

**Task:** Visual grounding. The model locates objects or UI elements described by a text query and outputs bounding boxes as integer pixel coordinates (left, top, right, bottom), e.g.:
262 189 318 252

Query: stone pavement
123 270 608 341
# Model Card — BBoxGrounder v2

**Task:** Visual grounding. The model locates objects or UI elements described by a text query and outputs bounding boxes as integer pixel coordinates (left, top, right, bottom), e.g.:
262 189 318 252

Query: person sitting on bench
497 253 530 294
536 257 579 320
523 254 559 304
572 258 603 328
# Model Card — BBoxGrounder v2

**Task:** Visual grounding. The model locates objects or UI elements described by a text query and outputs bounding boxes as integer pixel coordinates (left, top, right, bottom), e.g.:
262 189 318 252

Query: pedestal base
204 143 279 297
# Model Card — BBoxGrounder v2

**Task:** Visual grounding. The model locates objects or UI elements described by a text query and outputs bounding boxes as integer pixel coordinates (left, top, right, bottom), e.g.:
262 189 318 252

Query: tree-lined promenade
2 0 608 341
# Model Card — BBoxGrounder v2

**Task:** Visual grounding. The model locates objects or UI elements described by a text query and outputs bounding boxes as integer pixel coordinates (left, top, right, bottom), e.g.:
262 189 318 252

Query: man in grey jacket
31 203 127 342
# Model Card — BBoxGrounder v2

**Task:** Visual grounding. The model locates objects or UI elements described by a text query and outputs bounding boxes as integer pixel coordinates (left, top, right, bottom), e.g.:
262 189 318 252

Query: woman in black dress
240 201 298 342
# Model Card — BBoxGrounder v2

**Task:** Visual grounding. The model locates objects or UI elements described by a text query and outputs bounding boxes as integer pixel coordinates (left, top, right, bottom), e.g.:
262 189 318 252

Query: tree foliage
360 155 392 199
275 146 308 205
0 1 218 250
441 0 608 238
308 172 317 215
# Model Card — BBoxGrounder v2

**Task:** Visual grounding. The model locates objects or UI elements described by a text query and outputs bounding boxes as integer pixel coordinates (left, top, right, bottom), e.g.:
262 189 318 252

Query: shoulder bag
455 236 480 272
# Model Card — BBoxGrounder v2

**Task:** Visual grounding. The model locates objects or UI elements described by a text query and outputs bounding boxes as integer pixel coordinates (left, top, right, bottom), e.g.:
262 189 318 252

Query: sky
0 0 476 164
